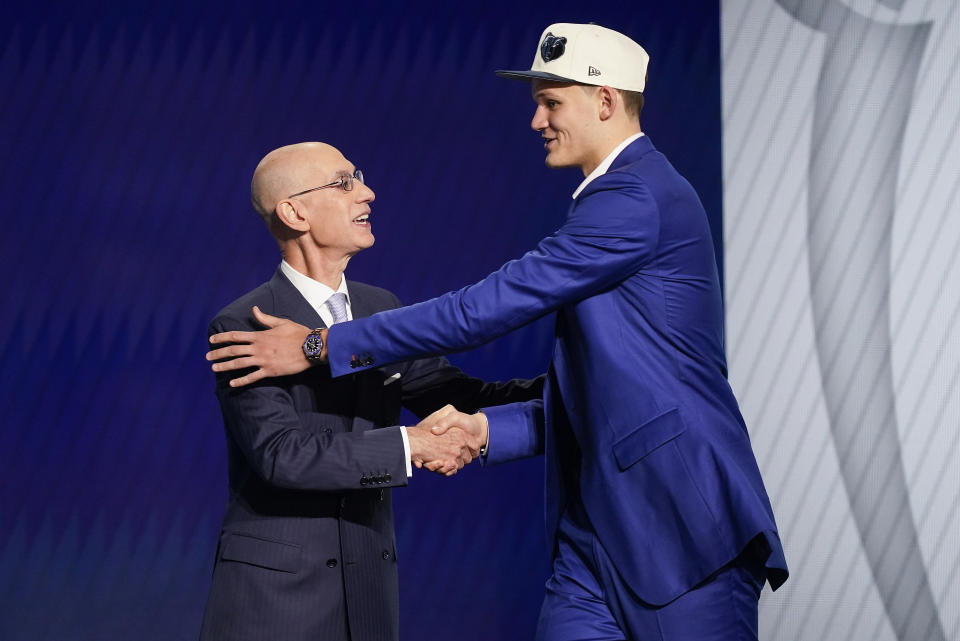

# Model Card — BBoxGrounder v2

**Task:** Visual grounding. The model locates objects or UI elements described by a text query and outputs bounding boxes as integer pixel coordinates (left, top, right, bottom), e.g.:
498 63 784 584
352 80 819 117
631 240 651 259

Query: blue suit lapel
571 136 655 208
545 139 656 539
608 134 655 172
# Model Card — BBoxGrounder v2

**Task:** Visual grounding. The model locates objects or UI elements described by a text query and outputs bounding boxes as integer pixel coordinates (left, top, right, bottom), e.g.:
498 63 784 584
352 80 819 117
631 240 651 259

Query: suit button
323 428 332 434
384 473 392 482
360 476 368 486
382 550 391 560
326 558 338 568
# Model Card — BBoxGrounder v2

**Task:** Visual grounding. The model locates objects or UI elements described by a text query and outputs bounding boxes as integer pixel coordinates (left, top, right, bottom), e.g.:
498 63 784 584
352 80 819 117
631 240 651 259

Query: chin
544 152 573 169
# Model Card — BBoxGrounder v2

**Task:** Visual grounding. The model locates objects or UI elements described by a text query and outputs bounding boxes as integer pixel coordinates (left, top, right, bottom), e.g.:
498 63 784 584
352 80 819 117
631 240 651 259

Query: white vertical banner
721 1 959 640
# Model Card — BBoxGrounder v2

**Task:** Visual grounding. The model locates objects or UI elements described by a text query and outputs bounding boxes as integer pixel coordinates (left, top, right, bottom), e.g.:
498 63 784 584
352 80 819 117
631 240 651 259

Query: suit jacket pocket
613 408 686 471
219 532 301 573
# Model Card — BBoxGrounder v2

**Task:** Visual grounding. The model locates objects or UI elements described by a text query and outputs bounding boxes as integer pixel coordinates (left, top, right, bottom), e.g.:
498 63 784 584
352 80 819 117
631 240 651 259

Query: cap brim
494 69 580 84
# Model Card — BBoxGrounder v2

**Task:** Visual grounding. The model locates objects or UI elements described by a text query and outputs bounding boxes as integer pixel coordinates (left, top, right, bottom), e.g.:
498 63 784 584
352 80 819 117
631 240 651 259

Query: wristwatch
302 328 325 362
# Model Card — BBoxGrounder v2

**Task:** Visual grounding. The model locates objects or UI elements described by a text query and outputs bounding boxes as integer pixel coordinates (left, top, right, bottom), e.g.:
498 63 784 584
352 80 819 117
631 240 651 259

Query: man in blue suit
200 141 541 641
208 24 787 640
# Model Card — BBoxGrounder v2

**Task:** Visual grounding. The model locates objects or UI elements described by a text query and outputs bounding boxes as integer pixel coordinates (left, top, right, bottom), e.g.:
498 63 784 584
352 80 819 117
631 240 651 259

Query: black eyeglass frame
288 168 364 198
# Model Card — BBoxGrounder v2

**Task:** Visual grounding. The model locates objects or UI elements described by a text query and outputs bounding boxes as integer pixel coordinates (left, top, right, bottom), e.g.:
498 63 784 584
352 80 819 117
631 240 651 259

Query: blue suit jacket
327 136 788 605
200 269 542 641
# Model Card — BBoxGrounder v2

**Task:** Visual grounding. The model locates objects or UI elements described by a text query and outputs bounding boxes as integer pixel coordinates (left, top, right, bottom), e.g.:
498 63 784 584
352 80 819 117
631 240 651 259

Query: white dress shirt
571 132 645 199
280 260 353 325
280 260 413 476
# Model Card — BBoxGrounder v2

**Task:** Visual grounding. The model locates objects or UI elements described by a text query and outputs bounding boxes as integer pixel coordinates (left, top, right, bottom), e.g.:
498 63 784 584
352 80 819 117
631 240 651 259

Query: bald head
250 142 348 222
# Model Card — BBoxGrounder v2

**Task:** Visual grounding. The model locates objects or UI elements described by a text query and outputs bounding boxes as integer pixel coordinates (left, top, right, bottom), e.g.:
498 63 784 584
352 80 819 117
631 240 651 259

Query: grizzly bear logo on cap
540 33 567 62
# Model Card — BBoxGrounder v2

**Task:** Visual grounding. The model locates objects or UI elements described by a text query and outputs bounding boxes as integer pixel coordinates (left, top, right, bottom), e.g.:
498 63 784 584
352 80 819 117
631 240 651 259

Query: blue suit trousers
537 504 765 641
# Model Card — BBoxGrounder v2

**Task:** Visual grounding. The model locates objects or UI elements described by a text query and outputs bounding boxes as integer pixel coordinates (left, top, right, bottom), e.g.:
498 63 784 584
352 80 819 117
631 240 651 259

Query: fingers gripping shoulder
208 303 285 335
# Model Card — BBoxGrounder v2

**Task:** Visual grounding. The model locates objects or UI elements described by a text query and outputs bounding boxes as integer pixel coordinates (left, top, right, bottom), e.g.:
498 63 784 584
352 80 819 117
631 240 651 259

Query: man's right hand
429 407 488 458
407 424 473 476
407 404 478 476
206 306 321 387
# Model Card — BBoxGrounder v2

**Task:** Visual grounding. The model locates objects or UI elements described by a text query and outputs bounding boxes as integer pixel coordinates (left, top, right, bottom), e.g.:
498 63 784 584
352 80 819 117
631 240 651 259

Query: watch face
303 333 322 356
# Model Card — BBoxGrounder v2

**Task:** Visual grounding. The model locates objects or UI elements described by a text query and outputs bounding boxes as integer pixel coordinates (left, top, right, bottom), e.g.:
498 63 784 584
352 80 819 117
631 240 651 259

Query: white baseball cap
496 23 649 93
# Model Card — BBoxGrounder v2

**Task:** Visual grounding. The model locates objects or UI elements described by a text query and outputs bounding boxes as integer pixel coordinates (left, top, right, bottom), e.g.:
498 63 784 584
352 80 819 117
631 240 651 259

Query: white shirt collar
279 260 351 323
572 132 645 199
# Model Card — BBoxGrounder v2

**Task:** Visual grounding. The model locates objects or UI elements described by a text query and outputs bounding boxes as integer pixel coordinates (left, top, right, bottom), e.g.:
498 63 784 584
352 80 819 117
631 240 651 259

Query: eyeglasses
288 168 364 198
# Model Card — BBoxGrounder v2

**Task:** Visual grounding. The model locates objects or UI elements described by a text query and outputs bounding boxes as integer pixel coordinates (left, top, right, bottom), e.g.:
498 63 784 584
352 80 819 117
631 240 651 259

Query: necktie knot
326 292 349 324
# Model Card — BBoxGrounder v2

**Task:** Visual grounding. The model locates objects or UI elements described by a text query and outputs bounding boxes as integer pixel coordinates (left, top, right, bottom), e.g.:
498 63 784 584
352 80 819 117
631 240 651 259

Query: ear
597 86 618 121
274 199 311 233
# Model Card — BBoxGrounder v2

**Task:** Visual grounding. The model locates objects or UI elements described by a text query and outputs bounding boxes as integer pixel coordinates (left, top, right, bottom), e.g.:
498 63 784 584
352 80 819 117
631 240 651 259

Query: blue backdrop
0 2 722 639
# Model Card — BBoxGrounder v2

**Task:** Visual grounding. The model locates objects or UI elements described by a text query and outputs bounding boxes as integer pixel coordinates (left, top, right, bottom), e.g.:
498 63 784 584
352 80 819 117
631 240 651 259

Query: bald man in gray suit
199 142 541 641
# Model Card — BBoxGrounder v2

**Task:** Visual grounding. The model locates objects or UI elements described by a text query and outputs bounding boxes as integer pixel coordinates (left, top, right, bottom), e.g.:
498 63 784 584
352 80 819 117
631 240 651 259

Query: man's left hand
207 306 315 387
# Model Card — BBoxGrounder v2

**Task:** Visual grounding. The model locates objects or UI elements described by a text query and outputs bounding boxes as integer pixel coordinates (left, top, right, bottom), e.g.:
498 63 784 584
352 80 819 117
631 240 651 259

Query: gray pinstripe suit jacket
199 269 541 641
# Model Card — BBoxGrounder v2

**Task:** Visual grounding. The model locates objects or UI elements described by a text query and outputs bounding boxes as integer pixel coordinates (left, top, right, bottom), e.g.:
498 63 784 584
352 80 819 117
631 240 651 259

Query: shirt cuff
479 409 489 460
400 426 412 477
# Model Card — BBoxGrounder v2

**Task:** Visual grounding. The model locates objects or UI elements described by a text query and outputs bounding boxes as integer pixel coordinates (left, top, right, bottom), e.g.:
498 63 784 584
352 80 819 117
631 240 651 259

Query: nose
357 181 375 203
531 105 548 132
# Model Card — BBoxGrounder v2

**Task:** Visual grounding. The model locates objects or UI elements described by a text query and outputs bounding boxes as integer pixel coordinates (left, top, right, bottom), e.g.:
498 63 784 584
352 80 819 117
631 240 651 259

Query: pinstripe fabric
200 273 406 641
199 269 542 640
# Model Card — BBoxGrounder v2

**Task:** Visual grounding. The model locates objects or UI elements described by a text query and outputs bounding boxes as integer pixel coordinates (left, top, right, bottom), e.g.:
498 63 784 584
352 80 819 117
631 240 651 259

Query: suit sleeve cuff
480 401 543 465
327 321 376 377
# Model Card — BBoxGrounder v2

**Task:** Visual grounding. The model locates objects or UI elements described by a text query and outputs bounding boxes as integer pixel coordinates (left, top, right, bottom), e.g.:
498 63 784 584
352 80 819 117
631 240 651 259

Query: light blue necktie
326 292 349 325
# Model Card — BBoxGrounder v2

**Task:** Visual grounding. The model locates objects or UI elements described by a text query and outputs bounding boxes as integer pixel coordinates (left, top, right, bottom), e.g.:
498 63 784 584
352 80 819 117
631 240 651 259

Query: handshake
406 405 488 477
